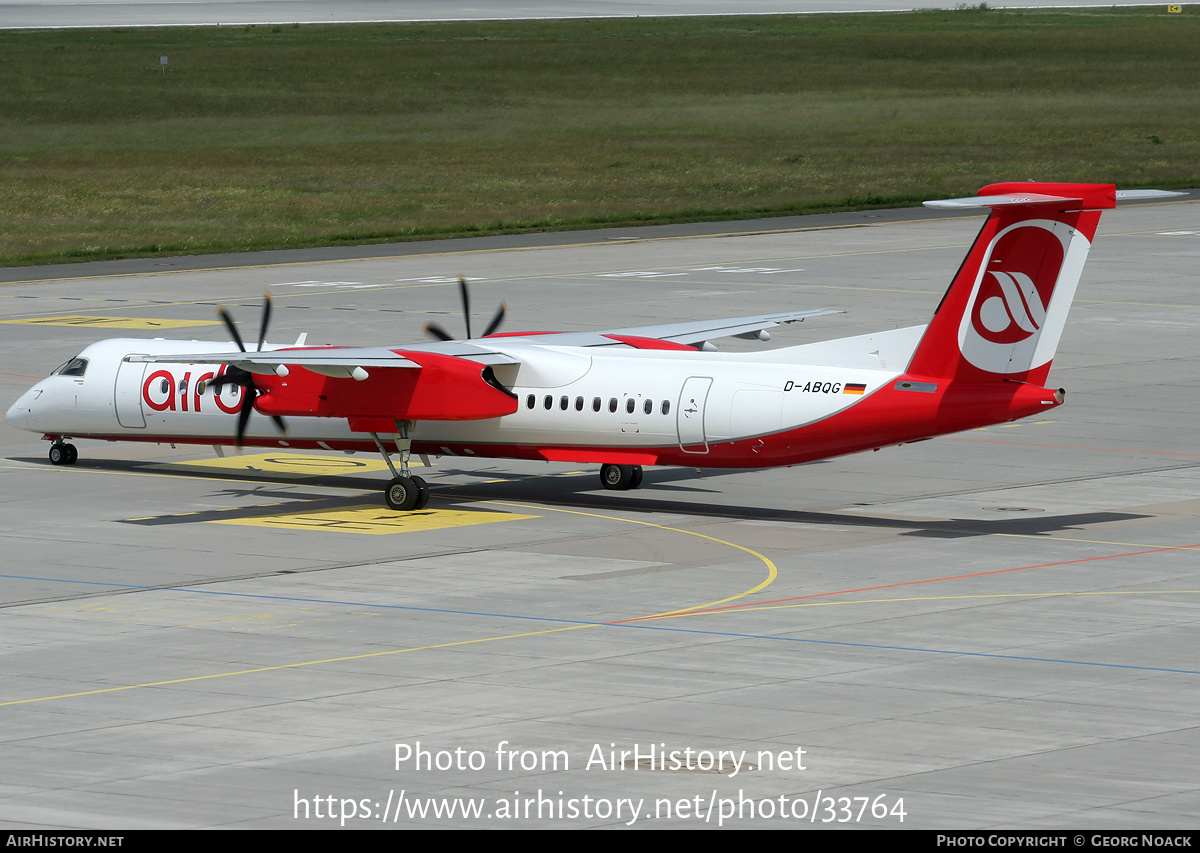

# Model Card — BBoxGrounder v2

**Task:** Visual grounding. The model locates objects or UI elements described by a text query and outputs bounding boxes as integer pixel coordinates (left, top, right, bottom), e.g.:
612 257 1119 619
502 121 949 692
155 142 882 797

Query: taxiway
1 199 1198 828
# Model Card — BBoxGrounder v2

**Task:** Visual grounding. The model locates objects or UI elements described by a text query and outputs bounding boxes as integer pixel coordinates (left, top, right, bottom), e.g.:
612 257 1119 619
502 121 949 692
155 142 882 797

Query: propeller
209 293 288 446
424 277 506 342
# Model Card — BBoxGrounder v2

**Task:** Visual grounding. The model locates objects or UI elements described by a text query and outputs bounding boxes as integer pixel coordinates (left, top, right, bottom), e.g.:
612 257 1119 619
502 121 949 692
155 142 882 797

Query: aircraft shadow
13 454 1150 538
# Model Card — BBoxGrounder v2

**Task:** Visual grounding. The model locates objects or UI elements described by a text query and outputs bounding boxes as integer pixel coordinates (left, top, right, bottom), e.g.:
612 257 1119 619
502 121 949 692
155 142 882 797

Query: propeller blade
424 322 455 342
235 386 256 447
458 276 472 340
217 306 248 353
209 366 250 392
256 292 272 353
482 301 507 338
217 295 278 446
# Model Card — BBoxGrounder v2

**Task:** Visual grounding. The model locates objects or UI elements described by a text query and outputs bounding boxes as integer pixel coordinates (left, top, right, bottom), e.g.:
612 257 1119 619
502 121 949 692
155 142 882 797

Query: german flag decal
843 383 867 395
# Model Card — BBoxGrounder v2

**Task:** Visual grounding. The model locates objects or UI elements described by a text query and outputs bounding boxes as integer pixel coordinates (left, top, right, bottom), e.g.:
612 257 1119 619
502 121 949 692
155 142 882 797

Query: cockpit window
51 357 88 377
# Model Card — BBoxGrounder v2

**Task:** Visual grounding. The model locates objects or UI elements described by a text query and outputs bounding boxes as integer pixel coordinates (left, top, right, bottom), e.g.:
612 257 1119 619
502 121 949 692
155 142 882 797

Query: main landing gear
384 474 429 512
48 439 78 466
600 463 643 491
370 421 430 511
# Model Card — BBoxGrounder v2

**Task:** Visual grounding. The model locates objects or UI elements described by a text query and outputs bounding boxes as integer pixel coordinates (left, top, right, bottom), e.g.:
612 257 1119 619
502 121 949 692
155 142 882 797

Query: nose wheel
48 441 78 466
600 463 643 491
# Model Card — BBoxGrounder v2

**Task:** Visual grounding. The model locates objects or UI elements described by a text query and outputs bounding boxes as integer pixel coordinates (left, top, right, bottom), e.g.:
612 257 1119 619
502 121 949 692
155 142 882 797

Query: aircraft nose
6 385 44 431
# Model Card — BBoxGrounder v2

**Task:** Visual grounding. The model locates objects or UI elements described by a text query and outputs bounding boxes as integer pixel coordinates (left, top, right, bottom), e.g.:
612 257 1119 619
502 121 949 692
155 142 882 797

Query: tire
384 476 419 511
412 476 430 510
629 465 643 490
63 443 78 465
49 445 66 465
600 463 633 491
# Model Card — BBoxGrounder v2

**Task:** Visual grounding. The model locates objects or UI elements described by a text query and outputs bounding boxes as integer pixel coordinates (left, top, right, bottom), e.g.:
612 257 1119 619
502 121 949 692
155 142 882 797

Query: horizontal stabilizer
926 186 1184 211
924 193 1083 210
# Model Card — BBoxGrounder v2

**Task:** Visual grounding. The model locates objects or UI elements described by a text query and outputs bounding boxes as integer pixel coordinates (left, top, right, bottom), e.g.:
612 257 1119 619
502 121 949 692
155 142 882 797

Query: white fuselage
7 329 923 461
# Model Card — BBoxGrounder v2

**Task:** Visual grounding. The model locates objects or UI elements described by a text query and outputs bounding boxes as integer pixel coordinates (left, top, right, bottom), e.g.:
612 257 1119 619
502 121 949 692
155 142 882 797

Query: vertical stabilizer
906 182 1115 386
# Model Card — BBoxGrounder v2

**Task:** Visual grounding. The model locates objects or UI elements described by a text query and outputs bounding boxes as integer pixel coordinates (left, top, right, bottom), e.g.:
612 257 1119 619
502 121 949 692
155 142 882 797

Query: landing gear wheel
600 463 634 491
629 465 643 490
412 475 430 510
385 476 419 511
49 443 77 466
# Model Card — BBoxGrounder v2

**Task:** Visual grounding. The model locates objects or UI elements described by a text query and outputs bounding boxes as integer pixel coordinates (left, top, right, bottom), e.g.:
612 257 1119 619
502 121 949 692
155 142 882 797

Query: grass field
1 8 1197 266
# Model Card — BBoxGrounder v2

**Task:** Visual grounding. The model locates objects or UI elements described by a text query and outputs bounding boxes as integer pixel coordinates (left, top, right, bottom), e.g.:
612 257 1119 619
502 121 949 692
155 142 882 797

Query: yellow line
4 196 1190 289
0 215 982 286
494 500 777 616
2 499 777 707
992 534 1189 549
668 589 1200 618
2 462 1189 552
0 625 589 707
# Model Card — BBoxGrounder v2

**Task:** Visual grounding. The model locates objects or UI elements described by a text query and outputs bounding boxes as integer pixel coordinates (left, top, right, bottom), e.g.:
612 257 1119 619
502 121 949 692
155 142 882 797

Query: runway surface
0 0 1169 29
1 198 1198 828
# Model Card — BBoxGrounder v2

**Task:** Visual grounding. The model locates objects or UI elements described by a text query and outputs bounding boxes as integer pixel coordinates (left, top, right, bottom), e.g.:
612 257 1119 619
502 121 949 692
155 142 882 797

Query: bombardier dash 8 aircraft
7 182 1176 511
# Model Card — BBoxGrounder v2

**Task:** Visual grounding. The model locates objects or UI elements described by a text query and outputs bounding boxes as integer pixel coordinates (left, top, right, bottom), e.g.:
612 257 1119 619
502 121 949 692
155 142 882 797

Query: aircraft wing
125 344 512 375
497 308 842 349
121 307 839 429
131 308 839 370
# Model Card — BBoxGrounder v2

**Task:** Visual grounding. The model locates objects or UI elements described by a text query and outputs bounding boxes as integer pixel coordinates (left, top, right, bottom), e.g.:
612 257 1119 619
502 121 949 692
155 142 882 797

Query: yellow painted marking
0 315 220 329
211 505 539 534
5 587 1197 708
0 624 589 707
4 501 777 705
495 500 778 617
993 534 1198 549
679 590 1200 618
157 451 396 478
972 420 1055 432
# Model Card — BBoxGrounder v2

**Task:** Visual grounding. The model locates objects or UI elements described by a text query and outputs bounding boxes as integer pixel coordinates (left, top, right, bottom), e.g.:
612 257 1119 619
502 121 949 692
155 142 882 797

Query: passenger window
178 378 188 393
544 395 553 410
626 398 636 414
526 394 535 409
575 396 584 411
160 378 170 394
560 395 569 410
593 397 601 412
644 399 653 415
609 398 618 413
661 400 670 415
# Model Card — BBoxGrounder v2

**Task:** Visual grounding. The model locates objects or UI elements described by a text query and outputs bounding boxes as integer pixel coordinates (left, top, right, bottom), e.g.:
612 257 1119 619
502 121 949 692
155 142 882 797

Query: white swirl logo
973 270 1047 344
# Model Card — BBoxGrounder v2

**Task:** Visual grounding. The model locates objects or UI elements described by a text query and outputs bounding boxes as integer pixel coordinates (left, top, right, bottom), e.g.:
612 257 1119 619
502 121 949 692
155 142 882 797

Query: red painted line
618 542 1200 623
949 437 1200 457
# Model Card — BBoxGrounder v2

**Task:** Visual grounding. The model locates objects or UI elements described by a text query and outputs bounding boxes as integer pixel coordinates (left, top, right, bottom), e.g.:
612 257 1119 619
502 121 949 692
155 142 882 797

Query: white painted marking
691 266 806 274
597 271 687 278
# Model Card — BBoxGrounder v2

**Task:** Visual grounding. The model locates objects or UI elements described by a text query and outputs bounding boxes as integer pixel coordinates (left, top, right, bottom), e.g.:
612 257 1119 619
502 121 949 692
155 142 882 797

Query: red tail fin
906 182 1114 386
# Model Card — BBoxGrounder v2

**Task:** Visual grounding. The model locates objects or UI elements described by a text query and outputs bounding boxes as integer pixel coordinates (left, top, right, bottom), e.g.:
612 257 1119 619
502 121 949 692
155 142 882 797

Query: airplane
6 182 1180 511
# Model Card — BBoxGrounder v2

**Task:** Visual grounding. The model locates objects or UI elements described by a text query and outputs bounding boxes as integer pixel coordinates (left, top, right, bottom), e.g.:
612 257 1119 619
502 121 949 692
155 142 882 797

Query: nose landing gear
48 439 78 466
